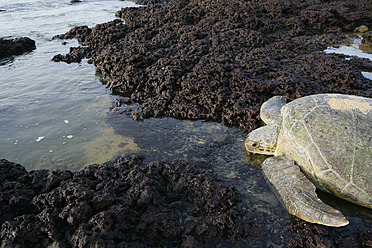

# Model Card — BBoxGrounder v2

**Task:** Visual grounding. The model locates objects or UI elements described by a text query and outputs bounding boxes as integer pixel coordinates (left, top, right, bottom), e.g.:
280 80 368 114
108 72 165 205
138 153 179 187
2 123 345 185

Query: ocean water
0 0 141 170
0 1 371 245
0 0 247 172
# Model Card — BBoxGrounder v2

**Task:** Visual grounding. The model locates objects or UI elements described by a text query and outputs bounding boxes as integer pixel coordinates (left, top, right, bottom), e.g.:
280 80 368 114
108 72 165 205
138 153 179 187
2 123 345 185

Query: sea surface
0 0 144 170
0 0 371 246
0 0 247 172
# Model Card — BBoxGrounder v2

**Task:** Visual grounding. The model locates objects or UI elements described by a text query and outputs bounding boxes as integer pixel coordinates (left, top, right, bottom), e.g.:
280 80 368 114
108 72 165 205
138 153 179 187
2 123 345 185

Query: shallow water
0 0 139 170
324 36 372 80
0 1 371 246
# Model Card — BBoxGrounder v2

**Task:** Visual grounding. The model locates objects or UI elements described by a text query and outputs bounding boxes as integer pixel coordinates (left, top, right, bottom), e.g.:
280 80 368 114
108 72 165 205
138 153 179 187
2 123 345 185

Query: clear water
324 36 372 80
0 0 139 170
0 1 371 246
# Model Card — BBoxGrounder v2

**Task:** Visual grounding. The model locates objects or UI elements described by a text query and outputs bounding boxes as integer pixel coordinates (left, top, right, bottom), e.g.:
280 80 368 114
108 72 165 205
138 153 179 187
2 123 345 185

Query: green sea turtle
245 93 372 227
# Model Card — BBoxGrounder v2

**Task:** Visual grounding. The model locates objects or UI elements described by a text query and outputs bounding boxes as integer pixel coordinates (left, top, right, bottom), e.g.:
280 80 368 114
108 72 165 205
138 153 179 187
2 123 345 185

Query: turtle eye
251 141 259 148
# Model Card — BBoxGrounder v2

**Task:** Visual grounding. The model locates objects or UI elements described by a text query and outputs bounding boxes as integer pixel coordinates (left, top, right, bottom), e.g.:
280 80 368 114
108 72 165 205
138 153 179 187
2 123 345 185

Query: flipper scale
262 156 349 227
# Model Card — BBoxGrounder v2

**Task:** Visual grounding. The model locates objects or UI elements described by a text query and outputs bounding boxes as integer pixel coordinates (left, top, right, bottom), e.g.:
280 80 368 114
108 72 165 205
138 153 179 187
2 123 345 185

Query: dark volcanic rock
0 37 36 59
285 217 372 248
0 155 258 247
53 0 372 131
47 0 372 245
362 31 372 44
135 0 163 5
349 56 372 72
52 46 92 63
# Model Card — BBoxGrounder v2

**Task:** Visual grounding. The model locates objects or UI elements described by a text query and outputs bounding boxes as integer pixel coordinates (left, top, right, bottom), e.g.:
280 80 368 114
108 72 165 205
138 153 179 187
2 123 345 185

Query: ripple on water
0 0 138 171
0 1 371 246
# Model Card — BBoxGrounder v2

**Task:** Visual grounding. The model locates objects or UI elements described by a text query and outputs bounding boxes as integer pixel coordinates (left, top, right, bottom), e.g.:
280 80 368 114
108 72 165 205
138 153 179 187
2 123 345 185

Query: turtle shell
275 94 372 209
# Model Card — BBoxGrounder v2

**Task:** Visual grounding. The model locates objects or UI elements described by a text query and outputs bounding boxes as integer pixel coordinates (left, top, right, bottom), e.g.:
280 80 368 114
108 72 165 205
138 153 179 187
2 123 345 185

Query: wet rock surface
349 56 372 72
362 31 372 44
0 37 36 59
1 153 371 247
52 46 92 64
0 156 260 247
46 0 372 246
285 217 372 248
53 0 372 131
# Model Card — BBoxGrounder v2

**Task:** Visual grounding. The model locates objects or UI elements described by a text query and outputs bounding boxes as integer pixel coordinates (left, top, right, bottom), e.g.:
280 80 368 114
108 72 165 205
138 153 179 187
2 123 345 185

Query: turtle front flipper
262 156 349 227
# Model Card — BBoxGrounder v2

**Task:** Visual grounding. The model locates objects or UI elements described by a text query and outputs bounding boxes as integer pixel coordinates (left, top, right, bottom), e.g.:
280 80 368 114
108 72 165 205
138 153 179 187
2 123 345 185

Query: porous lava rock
285 217 372 248
0 37 36 59
53 0 372 131
362 31 372 44
52 46 92 63
0 156 258 247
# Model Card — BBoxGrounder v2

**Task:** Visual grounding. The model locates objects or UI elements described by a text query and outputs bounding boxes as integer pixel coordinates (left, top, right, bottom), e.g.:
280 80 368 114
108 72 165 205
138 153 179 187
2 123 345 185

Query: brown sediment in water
81 127 140 166
3 0 372 246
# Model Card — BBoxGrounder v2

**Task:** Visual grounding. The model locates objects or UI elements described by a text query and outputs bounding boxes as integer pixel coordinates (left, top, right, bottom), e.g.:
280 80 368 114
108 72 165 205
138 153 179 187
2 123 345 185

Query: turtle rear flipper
263 156 349 227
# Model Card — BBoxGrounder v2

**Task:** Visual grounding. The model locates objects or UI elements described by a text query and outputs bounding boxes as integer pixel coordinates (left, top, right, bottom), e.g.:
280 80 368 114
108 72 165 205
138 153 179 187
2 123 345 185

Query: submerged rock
0 155 259 247
53 0 372 131
47 0 372 245
285 217 372 248
0 37 36 59
1 155 371 247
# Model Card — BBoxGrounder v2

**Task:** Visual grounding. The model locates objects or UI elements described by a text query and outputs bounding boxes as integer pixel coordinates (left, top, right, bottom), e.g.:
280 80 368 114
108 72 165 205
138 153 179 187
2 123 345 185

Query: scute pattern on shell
276 94 372 208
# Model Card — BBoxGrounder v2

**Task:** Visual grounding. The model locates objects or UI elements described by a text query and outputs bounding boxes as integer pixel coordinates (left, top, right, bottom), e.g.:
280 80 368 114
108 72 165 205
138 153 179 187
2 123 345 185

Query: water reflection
324 35 372 81
0 0 138 170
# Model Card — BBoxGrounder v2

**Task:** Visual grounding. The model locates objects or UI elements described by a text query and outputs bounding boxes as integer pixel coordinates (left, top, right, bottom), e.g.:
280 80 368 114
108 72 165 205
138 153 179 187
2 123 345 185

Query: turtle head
245 124 278 155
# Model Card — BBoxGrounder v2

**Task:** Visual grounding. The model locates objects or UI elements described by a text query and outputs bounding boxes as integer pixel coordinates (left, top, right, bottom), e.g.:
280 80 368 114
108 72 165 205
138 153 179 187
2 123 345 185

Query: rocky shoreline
0 37 36 59
1 155 371 247
0 156 260 247
1 0 372 247
52 0 372 132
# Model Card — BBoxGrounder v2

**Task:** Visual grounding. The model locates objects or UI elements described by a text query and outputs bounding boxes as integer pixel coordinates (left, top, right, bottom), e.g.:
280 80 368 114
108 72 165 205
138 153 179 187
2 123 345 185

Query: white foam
36 136 45 142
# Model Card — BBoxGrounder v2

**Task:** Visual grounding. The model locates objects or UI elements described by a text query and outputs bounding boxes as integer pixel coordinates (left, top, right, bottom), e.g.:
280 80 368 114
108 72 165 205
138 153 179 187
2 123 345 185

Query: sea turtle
245 93 372 227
